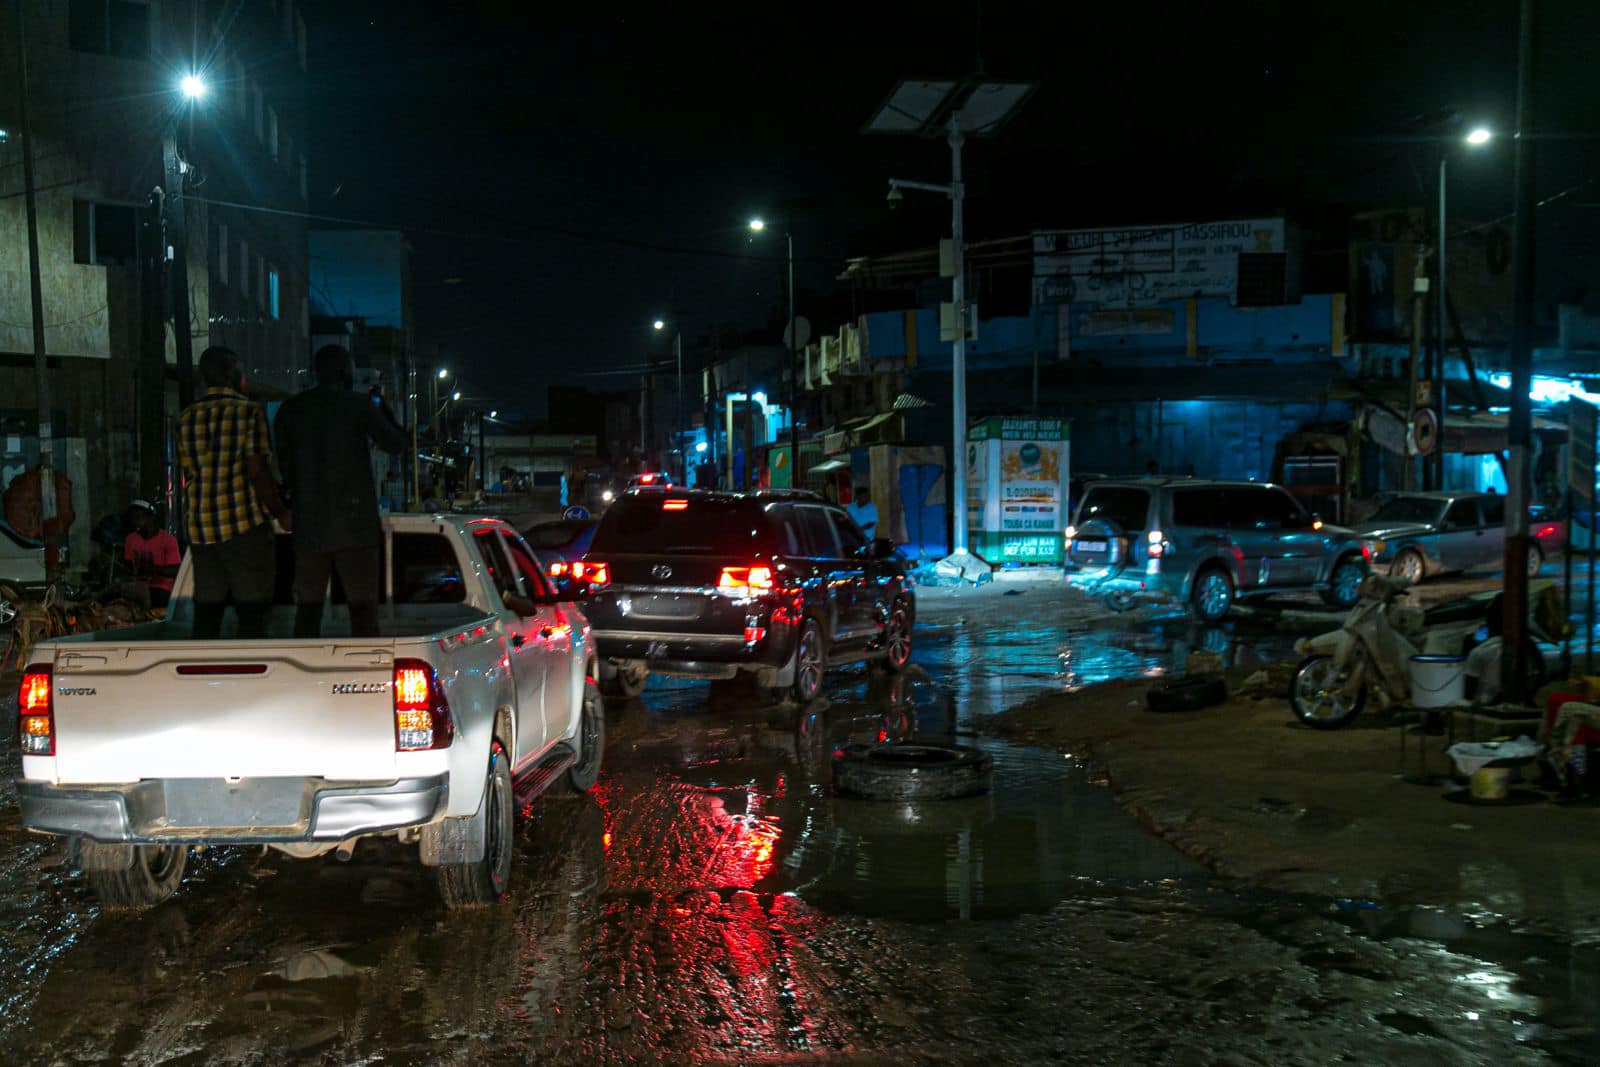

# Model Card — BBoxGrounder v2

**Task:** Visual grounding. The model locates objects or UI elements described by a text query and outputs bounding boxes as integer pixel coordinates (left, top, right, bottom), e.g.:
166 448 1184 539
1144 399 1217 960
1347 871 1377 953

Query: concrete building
0 0 310 553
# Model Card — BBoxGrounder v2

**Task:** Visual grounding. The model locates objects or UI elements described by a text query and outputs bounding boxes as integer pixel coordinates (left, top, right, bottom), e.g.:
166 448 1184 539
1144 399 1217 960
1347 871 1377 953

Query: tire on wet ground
81 842 188 910
832 741 993 801
436 744 514 908
1145 674 1228 713
599 659 647 702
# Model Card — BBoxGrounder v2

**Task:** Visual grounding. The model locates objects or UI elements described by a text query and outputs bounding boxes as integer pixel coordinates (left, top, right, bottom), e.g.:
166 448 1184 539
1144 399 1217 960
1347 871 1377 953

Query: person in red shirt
123 500 182 608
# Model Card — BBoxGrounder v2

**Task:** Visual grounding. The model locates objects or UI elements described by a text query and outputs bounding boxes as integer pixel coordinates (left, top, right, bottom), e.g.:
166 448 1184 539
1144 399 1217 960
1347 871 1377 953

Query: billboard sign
1033 218 1285 308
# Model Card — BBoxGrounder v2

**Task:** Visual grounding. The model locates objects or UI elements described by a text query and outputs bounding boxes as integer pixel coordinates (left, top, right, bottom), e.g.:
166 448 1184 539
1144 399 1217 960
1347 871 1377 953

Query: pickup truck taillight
393 659 454 752
18 665 53 756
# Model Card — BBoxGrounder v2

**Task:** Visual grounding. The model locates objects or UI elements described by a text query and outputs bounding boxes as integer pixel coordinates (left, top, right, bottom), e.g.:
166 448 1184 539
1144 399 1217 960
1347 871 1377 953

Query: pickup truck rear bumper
18 775 448 844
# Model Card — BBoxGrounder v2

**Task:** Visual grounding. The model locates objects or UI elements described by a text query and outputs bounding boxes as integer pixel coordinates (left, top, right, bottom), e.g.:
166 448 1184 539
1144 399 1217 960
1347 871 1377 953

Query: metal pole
1563 484 1574 677
1503 0 1538 701
787 232 799 487
674 330 683 482
478 412 486 493
1435 155 1448 491
1589 471 1596 673
163 129 195 410
1407 271 1423 492
13 2 56 568
408 360 419 509
949 112 968 556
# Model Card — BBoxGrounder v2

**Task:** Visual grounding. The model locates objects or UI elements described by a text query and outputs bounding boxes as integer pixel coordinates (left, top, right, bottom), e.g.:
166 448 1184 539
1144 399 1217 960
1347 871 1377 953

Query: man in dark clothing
178 347 292 639
274 346 408 638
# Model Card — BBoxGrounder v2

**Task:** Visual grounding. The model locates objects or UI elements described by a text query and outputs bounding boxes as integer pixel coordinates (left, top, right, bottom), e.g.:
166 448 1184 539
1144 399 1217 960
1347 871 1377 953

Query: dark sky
303 1 1599 419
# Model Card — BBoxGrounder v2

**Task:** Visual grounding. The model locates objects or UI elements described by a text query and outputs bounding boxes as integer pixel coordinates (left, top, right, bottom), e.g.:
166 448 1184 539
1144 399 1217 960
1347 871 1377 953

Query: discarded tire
832 742 993 801
1145 674 1227 713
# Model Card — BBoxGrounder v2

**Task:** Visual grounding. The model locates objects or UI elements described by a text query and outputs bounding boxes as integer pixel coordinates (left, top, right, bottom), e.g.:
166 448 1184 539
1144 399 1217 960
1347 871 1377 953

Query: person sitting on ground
121 499 181 608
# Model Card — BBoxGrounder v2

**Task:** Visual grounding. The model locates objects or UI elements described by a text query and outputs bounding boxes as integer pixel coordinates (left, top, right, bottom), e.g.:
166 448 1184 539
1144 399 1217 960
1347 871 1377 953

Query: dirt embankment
984 665 1600 934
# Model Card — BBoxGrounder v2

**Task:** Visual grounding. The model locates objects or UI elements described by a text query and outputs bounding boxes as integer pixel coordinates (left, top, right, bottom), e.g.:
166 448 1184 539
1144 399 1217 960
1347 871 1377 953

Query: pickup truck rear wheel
560 678 605 794
82 842 187 910
436 744 514 908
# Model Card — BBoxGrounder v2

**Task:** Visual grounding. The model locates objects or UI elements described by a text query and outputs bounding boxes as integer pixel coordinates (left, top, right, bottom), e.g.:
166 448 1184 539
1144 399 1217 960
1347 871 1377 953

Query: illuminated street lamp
746 217 797 486
179 73 207 100
651 318 684 478
653 319 666 331
1431 123 1495 488
1465 126 1493 146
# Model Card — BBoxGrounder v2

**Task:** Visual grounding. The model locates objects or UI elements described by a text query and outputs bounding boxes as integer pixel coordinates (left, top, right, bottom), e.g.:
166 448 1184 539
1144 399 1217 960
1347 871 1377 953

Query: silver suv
1064 479 1370 621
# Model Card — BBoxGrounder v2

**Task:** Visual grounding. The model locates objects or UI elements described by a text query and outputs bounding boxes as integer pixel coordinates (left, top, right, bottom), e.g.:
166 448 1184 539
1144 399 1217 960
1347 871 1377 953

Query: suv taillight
572 561 609 586
19 665 53 756
394 659 454 751
719 565 774 592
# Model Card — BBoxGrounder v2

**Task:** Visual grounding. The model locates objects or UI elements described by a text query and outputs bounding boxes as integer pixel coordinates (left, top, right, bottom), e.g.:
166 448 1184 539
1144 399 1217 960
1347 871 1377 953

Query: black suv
581 490 916 702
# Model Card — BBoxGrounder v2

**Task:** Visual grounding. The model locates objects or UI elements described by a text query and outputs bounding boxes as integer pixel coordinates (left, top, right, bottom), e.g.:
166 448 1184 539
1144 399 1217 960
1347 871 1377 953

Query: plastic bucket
1410 654 1467 708
1470 767 1511 801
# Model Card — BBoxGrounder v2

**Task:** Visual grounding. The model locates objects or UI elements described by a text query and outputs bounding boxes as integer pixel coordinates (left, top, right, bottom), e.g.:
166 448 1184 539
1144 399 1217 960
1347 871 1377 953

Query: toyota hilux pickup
15 514 602 910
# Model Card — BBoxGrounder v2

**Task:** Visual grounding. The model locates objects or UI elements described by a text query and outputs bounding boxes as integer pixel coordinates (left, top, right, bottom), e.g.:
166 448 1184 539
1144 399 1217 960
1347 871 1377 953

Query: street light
1432 123 1494 488
179 73 207 100
451 391 461 402
651 318 684 480
437 368 450 380
866 78 1036 577
746 217 797 488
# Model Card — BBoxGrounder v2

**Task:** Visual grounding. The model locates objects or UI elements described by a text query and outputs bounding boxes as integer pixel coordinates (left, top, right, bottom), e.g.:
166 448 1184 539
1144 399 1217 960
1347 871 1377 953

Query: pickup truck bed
17 514 602 910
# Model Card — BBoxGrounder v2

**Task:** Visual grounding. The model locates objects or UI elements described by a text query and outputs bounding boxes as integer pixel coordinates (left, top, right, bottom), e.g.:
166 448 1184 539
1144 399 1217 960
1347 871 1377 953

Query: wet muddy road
0 617 1594 1063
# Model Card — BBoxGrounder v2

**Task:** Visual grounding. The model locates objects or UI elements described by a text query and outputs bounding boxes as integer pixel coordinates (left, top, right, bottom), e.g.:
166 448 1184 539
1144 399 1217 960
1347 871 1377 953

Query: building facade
0 0 310 554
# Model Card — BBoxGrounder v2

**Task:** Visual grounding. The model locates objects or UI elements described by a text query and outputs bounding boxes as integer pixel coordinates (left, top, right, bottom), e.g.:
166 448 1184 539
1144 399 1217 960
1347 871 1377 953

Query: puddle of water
913 617 1299 722
621 674 1201 922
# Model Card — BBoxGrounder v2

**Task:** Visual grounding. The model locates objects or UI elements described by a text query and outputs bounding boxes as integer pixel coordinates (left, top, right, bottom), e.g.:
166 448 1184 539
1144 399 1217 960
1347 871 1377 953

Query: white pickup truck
15 514 602 910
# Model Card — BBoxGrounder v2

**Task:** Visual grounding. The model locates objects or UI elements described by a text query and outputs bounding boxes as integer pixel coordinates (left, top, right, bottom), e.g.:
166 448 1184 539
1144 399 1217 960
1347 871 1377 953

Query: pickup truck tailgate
47 646 399 783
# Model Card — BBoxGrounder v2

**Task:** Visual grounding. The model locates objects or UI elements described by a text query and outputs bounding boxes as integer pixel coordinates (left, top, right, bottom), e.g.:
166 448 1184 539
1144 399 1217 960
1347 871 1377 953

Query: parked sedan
1353 491 1559 583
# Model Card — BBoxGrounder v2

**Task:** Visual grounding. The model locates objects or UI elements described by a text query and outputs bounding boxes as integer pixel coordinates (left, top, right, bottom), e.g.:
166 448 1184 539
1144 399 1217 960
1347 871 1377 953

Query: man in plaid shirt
178 347 292 638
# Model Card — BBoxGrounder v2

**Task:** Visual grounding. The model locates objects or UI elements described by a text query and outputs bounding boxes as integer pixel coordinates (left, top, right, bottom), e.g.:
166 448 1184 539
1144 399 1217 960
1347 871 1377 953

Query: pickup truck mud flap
419 794 487 866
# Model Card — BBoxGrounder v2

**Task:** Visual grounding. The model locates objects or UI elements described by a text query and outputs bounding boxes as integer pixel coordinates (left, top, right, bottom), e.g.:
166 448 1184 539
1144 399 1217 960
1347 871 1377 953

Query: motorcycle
1289 575 1554 729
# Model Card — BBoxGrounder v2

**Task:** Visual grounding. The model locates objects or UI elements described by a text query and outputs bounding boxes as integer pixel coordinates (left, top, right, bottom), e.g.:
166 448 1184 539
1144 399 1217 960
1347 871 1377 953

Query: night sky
303 1 1599 419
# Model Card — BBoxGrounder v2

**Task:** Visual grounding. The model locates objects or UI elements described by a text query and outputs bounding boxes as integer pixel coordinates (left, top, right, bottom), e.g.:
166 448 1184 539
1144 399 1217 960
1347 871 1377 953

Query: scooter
1289 577 1554 729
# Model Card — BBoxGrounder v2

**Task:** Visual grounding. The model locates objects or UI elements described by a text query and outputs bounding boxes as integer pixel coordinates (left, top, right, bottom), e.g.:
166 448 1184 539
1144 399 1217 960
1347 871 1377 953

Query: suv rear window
1076 486 1150 532
589 495 775 555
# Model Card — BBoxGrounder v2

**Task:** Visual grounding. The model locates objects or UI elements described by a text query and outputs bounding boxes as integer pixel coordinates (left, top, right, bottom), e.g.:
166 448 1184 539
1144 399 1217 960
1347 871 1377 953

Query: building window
268 269 280 319
69 0 150 60
216 222 229 284
73 200 138 266
267 107 279 159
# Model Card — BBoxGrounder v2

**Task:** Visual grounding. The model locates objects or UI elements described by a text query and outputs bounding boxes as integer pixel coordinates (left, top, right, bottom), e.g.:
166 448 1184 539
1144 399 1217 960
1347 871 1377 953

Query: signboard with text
1033 218 1285 308
966 417 1071 564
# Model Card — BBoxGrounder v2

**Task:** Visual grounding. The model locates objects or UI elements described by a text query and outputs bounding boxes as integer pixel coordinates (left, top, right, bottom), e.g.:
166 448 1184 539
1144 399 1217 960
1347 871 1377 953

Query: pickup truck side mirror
505 593 538 617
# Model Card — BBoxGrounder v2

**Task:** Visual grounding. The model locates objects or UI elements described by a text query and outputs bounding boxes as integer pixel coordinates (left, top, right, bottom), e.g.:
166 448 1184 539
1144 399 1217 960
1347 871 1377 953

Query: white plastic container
1410 654 1467 708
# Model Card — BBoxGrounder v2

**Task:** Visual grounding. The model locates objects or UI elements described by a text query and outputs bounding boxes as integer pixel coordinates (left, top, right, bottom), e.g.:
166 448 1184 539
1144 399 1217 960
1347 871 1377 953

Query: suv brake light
19 665 53 756
719 565 774 592
394 659 454 751
572 561 609 585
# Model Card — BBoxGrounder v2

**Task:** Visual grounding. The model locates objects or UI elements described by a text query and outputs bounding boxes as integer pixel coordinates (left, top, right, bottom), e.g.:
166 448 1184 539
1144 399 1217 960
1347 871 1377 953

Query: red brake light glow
573 561 609 585
719 565 774 592
19 665 53 756
548 561 569 577
393 659 454 751
639 473 656 484
1537 525 1558 539
662 499 688 511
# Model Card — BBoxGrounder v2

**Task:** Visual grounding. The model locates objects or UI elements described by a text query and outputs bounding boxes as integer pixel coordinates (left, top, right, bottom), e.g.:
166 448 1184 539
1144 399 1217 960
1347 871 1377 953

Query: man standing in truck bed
274 346 408 638
178 347 292 639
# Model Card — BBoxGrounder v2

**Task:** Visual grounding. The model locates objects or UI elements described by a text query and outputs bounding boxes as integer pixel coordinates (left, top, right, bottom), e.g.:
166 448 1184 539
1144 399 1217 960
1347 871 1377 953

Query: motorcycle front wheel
1290 654 1367 730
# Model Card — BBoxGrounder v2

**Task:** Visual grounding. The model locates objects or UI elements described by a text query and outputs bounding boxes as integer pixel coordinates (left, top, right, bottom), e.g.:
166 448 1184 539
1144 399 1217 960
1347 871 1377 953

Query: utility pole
1503 0 1538 702
162 129 196 409
1434 155 1449 491
13 2 57 569
1407 264 1426 491
948 111 968 557
786 232 798 487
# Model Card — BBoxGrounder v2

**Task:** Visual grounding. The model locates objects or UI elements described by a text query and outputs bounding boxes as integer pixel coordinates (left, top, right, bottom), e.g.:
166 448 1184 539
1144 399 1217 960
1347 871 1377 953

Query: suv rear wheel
1190 566 1234 623
793 618 826 703
877 601 913 674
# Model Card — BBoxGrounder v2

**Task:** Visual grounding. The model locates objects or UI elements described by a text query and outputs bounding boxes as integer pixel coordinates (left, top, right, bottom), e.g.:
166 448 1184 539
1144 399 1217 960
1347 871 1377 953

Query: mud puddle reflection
914 614 1299 721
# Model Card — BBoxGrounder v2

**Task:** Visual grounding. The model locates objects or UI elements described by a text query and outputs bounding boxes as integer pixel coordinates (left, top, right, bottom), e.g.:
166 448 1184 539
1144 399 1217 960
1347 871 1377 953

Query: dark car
580 489 915 702
522 518 598 595
1352 491 1560 583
